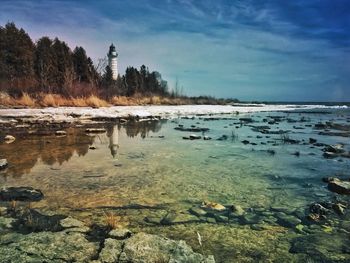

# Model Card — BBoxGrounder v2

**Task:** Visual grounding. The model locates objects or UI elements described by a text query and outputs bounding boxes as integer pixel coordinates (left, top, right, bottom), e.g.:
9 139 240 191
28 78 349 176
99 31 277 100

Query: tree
34 37 54 91
51 38 74 95
72 46 90 83
0 22 35 94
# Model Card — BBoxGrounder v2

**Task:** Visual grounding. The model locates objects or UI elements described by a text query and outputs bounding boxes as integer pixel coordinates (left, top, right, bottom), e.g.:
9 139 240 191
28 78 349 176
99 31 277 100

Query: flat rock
98 238 123 263
290 233 350 262
189 207 207 217
4 135 15 143
0 187 44 202
275 212 301 227
120 232 215 262
0 231 98 262
109 228 132 239
0 159 8 170
328 179 350 195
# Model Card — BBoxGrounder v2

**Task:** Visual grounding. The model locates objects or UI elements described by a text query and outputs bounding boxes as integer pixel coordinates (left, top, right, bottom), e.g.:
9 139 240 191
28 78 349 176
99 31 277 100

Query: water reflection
123 119 167 138
0 128 94 178
0 119 167 176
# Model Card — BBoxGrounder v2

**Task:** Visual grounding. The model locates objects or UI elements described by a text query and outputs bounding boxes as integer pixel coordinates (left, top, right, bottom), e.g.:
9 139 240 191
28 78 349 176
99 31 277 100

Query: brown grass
104 212 121 230
85 95 109 108
0 91 231 108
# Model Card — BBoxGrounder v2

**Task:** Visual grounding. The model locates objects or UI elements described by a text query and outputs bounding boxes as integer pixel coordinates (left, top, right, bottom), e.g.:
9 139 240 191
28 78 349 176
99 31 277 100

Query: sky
1 0 349 101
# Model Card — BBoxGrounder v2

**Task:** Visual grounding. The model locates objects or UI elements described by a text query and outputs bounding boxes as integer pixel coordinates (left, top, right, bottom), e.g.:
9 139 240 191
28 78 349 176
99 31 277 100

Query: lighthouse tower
108 43 118 80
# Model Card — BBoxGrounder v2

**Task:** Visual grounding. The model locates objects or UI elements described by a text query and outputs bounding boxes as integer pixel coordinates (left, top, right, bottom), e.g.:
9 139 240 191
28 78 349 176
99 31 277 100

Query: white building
108 43 118 80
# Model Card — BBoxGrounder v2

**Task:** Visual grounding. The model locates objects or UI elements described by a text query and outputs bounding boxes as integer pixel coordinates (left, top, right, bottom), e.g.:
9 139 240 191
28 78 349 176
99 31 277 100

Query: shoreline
0 104 347 124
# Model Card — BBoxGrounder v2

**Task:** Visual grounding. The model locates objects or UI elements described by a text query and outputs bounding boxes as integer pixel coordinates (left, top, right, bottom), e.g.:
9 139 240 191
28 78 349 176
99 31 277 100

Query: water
1 108 350 262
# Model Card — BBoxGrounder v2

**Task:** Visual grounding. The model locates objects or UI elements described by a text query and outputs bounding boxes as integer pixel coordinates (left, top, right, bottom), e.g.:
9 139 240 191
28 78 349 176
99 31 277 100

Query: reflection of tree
123 120 167 139
0 128 94 178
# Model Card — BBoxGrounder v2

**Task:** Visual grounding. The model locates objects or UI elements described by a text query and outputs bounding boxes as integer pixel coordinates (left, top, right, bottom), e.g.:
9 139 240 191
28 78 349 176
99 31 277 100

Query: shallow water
1 109 350 262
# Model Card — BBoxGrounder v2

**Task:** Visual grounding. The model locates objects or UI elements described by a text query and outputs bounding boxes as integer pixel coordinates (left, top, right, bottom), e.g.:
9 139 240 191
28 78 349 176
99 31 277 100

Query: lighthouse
108 43 118 80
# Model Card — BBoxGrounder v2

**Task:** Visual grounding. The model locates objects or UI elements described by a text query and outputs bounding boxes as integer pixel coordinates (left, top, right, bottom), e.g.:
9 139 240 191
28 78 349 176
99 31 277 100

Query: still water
1 109 350 262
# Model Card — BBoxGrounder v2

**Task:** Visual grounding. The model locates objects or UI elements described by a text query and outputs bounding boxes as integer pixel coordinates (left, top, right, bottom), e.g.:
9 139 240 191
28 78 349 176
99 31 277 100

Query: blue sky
1 0 349 101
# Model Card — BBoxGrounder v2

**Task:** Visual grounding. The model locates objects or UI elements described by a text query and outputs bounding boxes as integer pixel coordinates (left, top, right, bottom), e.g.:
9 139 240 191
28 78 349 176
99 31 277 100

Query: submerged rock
0 187 44 202
328 178 350 195
290 233 350 262
202 201 226 211
0 159 8 170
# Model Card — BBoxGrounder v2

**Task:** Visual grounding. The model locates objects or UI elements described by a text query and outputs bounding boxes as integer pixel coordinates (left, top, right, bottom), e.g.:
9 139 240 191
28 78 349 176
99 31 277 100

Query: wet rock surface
0 159 8 170
0 187 44 202
0 210 215 263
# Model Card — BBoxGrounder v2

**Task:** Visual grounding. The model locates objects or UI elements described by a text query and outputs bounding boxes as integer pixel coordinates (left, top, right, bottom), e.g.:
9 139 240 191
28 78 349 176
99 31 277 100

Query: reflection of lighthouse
109 125 119 158
108 43 118 80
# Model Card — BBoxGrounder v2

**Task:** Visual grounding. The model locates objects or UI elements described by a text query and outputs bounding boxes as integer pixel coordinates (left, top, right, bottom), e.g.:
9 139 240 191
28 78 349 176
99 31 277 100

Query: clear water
0 109 350 262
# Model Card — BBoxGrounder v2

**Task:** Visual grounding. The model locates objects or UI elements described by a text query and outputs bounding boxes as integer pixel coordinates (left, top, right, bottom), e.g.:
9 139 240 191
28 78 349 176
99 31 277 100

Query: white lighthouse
108 43 118 80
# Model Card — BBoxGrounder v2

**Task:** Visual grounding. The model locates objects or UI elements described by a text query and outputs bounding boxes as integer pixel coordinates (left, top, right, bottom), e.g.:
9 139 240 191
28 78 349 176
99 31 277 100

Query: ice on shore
0 104 347 122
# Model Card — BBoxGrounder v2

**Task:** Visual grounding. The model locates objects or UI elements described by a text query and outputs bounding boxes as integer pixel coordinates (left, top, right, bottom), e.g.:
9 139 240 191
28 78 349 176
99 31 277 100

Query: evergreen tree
0 22 35 94
51 38 74 95
34 37 54 91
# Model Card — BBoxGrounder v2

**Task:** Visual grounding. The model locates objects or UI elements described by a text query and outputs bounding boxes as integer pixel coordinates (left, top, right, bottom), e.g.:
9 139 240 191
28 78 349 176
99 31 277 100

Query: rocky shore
0 207 214 262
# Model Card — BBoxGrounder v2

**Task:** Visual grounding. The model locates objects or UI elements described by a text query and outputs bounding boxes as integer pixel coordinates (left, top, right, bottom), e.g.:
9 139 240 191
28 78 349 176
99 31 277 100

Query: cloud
0 0 349 101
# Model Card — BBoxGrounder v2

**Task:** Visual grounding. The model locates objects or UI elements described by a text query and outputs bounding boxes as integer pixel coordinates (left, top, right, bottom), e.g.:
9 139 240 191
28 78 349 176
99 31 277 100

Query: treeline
0 22 169 98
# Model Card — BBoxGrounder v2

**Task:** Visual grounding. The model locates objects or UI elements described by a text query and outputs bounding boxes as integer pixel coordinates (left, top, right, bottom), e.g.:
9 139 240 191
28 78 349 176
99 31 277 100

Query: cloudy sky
1 0 349 101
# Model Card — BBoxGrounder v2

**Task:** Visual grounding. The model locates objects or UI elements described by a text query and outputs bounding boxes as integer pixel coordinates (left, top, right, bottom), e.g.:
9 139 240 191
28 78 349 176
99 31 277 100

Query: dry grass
0 91 227 108
17 93 36 107
85 95 109 108
104 212 121 230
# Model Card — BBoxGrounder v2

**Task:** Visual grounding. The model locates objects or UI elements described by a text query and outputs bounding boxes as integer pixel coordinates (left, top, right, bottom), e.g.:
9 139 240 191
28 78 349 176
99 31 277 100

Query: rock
120 232 215 262
333 203 346 215
189 134 201 140
0 187 44 202
60 217 89 233
144 216 163 225
239 117 254 123
98 238 123 263
328 178 350 195
89 146 97 150
202 201 226 211
290 233 350 261
85 128 106 133
242 214 263 225
4 135 15 143
109 228 132 239
217 135 228 141
203 136 212 140
0 159 8 170
309 138 317 144
309 203 330 215
324 144 345 154
0 216 14 230
189 207 207 217
55 130 66 136
230 204 245 216
161 212 199 225
275 212 301 227
241 140 250 145
270 206 296 215
0 231 98 262
323 151 337 158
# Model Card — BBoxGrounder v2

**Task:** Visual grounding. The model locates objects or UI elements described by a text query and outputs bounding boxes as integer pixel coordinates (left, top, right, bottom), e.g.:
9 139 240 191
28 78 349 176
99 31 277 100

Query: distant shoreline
0 104 347 124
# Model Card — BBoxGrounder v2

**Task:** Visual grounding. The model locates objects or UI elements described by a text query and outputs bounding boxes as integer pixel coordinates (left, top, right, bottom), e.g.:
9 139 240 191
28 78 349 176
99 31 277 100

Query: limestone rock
109 228 132 239
0 187 44 202
328 178 350 195
0 159 8 170
0 231 98 262
4 135 15 143
98 238 123 263
120 232 215 263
